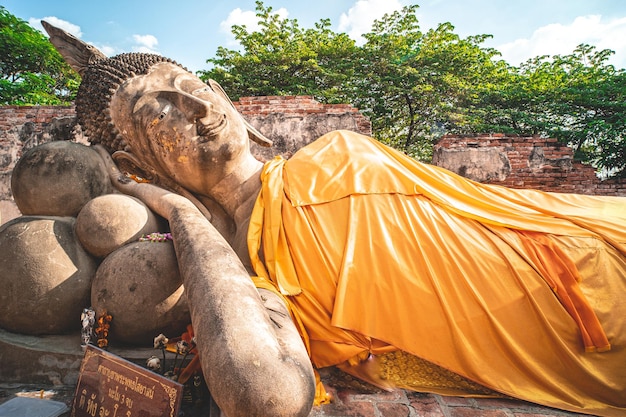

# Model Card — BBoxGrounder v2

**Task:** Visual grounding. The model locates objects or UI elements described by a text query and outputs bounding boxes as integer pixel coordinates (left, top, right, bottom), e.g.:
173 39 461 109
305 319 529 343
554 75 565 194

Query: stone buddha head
43 21 271 197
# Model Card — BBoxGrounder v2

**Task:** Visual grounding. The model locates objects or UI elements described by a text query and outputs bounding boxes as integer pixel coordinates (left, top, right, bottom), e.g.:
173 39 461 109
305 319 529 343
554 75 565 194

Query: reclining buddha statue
3 21 625 417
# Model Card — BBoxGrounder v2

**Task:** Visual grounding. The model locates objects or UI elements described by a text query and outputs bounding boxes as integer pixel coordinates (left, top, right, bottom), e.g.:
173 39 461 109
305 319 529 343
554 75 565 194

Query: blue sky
4 0 626 73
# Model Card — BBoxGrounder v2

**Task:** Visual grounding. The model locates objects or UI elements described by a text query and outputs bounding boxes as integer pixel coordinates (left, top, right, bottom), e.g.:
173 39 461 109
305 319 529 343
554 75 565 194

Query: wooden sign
71 345 183 417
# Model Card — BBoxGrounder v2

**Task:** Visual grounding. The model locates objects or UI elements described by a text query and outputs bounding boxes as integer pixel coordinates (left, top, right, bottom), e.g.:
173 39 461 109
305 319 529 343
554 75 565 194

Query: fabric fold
247 130 626 417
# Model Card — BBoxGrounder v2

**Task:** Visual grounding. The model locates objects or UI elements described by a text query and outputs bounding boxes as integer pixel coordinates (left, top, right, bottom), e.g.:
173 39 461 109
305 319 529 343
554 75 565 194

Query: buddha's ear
207 79 273 148
111 150 155 182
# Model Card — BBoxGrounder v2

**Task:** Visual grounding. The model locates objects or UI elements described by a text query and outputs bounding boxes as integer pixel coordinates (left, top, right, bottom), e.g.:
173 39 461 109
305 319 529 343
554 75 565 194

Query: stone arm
94 146 315 417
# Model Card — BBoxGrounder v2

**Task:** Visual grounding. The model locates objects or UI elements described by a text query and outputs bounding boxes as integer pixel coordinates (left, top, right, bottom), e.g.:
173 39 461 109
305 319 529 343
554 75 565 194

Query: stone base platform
0 329 597 417
0 329 154 386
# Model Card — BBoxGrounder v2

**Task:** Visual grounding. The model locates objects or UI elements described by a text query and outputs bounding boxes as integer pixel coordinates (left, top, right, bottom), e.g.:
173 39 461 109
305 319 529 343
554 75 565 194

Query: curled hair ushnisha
75 53 185 154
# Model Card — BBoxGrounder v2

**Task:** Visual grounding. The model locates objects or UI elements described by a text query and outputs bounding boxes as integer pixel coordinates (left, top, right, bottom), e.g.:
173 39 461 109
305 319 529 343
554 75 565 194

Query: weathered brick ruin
234 95 372 161
0 105 85 222
1 97 624 224
434 134 626 197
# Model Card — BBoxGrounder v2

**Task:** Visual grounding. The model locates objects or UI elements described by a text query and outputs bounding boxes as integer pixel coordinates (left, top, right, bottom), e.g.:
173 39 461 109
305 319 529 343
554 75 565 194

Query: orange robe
248 130 626 416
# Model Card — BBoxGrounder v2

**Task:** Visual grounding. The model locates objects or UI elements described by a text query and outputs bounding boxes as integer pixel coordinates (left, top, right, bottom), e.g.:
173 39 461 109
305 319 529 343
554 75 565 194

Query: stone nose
180 92 215 123
159 90 214 123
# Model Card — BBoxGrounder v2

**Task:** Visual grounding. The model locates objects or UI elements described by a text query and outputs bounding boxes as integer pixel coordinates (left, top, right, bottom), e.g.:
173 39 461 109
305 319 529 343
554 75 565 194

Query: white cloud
220 8 261 34
29 16 82 38
337 0 405 44
220 7 289 47
132 34 159 53
497 15 626 68
97 45 116 57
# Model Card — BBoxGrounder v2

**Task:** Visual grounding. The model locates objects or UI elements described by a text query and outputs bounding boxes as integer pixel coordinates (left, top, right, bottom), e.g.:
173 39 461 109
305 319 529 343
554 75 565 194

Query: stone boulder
76 194 163 258
11 141 113 217
0 216 97 334
91 240 190 345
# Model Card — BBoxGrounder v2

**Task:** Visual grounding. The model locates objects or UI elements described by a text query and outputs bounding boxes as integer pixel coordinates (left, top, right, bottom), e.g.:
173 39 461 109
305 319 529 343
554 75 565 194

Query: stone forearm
95 145 315 416
169 204 315 417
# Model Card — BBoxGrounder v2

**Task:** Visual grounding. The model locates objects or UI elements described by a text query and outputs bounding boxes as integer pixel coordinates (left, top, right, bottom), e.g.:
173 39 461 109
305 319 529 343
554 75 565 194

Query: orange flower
95 312 112 349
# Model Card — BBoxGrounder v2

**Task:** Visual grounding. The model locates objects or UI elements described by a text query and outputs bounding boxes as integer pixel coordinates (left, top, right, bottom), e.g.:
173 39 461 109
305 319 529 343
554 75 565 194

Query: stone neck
207 156 264 225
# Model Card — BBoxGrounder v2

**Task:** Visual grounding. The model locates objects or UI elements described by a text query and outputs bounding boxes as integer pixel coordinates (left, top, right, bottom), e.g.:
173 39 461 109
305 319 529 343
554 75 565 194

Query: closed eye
158 104 171 120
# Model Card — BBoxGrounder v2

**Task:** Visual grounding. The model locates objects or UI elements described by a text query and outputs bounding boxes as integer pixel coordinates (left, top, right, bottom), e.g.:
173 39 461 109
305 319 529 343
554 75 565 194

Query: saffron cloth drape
248 130 626 417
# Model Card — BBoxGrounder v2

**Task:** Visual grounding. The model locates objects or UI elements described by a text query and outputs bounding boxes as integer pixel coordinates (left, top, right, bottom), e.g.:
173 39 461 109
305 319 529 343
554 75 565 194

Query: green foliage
352 6 503 160
0 6 79 105
204 1 625 177
468 44 626 176
199 1 358 104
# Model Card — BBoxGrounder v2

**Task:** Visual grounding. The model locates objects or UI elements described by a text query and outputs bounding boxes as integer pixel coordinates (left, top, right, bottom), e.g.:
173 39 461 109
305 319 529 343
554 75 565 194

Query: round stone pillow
11 141 113 217
91 239 190 345
0 216 97 334
76 194 162 258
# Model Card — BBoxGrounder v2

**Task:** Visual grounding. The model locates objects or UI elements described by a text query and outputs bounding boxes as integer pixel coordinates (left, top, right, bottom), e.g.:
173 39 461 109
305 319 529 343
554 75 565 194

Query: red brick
475 397 532 408
376 402 411 417
350 389 405 403
311 400 377 417
448 408 509 417
438 396 475 407
406 392 445 416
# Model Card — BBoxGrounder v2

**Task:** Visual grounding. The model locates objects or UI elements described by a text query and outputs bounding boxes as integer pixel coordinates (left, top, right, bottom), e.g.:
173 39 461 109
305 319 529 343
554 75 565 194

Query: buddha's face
109 62 250 194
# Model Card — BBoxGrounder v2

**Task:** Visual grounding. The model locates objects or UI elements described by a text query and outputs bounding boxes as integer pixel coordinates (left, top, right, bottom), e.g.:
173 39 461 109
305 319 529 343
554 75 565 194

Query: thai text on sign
72 345 183 417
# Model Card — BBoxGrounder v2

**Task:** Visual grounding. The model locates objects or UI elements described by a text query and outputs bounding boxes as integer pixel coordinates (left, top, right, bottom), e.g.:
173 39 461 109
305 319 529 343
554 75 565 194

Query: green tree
199 1 358 104
353 5 503 160
0 6 79 105
203 3 502 161
201 1 625 177
469 44 626 177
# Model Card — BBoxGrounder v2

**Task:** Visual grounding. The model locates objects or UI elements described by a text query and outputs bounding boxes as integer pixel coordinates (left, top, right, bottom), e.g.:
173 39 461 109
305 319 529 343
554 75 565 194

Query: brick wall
0 106 79 172
234 96 372 161
0 105 86 223
235 95 371 134
434 134 626 197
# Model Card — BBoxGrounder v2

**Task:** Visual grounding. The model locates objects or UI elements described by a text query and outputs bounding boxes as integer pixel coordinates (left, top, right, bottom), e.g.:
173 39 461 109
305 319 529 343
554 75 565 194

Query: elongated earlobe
112 150 155 182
